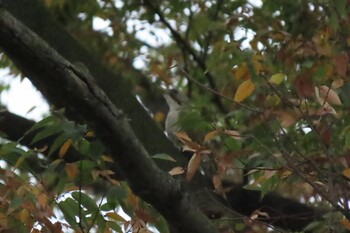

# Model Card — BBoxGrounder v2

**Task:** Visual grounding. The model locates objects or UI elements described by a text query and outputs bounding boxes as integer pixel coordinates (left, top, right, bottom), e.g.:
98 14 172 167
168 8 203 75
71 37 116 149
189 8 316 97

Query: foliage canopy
0 0 350 232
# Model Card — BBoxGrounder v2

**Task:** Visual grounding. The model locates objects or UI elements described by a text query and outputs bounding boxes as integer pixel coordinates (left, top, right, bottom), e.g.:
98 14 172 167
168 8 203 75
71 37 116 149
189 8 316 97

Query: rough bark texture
0 0 187 170
0 8 219 233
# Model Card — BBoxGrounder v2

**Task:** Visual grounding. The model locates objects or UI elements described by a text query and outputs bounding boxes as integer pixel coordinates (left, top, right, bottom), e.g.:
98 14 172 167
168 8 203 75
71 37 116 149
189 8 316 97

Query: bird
163 89 189 145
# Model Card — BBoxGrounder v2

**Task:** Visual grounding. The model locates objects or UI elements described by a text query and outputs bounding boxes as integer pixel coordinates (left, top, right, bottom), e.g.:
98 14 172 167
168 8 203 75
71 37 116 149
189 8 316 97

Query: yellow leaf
101 155 114 163
65 163 78 179
106 212 127 222
234 79 254 102
186 153 201 181
0 212 8 228
233 62 249 80
85 130 95 138
17 209 31 223
153 111 165 123
168 166 185 176
59 139 72 158
342 168 350 179
340 219 350 230
269 73 285 85
281 169 292 179
265 94 281 107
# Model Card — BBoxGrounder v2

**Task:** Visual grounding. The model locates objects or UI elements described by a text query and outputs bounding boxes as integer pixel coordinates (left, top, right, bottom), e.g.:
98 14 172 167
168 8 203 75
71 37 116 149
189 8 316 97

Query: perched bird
163 89 188 144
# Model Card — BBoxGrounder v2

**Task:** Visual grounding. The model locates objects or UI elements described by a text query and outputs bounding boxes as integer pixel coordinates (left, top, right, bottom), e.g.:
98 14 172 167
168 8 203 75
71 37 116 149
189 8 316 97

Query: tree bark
0 0 187 170
0 7 219 233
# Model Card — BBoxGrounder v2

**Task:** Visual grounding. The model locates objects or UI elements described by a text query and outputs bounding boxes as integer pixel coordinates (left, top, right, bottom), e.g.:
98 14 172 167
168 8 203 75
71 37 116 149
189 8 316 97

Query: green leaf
77 138 90 155
107 221 123 233
269 73 285 85
71 191 99 213
48 133 69 156
58 198 80 229
31 123 62 144
26 115 57 134
9 197 24 212
152 154 176 162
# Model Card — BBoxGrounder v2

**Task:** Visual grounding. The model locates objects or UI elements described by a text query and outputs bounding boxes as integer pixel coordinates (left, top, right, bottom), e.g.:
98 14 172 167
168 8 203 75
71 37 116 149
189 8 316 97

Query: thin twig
142 0 226 112
181 68 262 113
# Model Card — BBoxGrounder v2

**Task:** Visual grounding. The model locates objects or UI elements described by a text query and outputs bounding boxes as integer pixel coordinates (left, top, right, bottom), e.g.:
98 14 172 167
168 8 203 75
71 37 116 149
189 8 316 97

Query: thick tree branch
0 8 218 233
1 0 187 170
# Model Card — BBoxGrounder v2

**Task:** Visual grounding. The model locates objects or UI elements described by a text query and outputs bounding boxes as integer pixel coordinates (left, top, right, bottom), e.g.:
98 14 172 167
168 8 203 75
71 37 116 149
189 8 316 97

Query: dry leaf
233 62 249 80
331 79 344 89
65 163 78 179
249 209 270 221
59 139 72 158
186 153 202 181
85 130 95 138
334 52 349 77
234 79 255 102
281 169 292 179
204 130 219 143
212 174 222 191
37 193 48 208
318 85 342 105
101 155 114 163
168 166 185 176
342 168 350 179
223 129 241 140
293 77 314 97
340 219 350 230
176 131 202 151
275 110 298 128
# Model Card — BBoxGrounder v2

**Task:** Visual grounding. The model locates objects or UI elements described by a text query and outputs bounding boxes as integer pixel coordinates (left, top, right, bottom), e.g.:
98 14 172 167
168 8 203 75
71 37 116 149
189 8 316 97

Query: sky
0 69 49 121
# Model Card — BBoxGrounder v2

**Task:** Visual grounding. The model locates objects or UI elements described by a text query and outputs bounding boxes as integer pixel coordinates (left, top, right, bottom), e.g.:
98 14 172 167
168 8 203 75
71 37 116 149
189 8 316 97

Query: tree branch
142 0 226 113
0 8 218 233
1 0 187 170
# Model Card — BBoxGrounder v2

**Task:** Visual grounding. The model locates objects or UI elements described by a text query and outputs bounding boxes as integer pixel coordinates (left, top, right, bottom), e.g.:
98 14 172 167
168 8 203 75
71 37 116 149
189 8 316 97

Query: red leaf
334 52 349 77
293 77 314 98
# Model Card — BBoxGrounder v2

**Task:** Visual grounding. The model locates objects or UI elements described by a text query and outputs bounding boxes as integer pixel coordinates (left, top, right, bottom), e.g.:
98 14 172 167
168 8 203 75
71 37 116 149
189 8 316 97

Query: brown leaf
318 85 342 105
212 174 222 192
168 166 185 176
274 110 298 128
331 79 344 89
186 153 202 181
37 193 48 208
233 62 249 80
341 219 350 230
334 52 349 77
293 77 314 98
342 168 350 179
223 129 241 140
65 163 78 179
176 132 202 151
204 130 219 143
